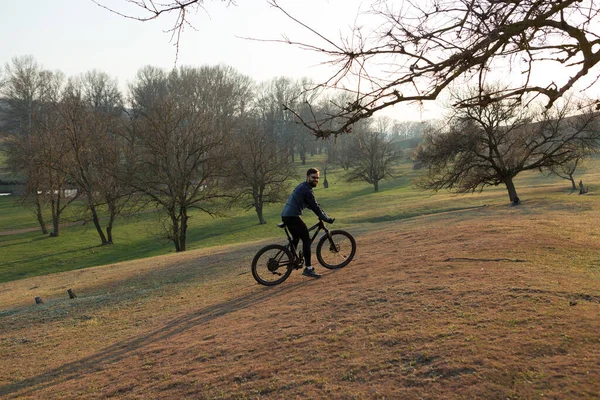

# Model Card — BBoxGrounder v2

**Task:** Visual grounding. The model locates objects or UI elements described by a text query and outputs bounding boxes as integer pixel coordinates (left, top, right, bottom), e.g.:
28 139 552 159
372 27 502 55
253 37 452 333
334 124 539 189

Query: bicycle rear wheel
251 244 294 286
316 230 356 269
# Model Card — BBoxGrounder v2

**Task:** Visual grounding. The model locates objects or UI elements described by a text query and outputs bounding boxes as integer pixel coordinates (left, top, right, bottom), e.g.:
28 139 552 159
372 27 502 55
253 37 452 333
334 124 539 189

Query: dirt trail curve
0 226 43 236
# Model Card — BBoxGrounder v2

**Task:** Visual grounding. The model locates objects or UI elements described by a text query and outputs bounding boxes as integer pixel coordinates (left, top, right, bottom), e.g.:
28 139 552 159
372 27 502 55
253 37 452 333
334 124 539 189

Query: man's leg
282 216 302 254
282 217 319 278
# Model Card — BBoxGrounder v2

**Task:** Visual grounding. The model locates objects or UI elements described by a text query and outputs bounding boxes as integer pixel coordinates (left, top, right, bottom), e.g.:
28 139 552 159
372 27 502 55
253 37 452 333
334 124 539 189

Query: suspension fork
321 221 333 244
320 220 340 253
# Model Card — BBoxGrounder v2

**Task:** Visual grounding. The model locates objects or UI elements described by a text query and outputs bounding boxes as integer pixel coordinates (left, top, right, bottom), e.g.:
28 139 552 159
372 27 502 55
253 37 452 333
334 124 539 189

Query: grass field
0 159 515 283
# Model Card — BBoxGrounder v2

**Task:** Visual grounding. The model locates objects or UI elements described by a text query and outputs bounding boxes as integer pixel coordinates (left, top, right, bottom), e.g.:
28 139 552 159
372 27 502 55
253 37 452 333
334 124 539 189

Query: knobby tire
251 244 294 286
316 230 356 269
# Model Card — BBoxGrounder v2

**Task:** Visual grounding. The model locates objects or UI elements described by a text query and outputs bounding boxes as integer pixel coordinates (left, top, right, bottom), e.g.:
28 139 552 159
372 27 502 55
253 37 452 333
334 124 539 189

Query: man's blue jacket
281 181 330 221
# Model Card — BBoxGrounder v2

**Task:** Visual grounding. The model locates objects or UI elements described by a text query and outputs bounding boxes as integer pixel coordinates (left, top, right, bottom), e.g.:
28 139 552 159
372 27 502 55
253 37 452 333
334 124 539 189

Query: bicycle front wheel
316 230 356 269
251 244 294 286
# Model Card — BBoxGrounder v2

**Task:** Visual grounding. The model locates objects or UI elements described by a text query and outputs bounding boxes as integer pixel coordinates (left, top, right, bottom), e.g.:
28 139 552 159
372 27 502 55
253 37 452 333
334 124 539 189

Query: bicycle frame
281 220 330 259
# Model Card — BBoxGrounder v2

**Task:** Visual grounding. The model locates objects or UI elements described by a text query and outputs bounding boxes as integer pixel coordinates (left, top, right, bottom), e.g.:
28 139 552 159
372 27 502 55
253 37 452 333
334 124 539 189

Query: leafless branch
94 0 600 139
92 0 236 66
271 0 600 137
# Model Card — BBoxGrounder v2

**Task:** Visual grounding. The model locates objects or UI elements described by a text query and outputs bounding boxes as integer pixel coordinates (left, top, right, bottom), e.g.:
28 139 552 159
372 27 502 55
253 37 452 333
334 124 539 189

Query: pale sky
9 0 597 124
0 0 443 121
2 1 599 123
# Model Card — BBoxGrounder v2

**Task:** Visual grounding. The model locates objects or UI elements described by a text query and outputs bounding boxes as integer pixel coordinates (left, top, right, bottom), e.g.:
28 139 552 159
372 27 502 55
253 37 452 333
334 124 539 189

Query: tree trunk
179 217 187 252
373 180 379 192
106 198 119 244
50 197 61 237
569 175 576 190
106 209 116 244
34 196 48 235
172 209 188 252
256 204 266 225
51 216 60 237
300 149 306 165
170 215 182 252
504 177 520 204
89 202 109 245
106 225 113 244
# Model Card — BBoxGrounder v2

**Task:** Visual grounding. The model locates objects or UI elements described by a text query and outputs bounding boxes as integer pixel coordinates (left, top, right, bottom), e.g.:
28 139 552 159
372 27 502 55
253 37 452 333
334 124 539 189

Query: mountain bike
251 219 356 286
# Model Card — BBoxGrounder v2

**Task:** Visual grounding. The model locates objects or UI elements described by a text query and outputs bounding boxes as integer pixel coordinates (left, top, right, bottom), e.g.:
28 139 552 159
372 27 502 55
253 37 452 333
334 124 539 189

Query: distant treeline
0 56 422 250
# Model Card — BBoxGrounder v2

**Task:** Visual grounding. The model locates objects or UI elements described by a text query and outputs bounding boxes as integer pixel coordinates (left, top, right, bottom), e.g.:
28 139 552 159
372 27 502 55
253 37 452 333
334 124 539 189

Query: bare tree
59 71 127 245
545 143 591 191
0 56 78 236
414 90 600 203
254 77 303 162
229 117 296 224
32 89 79 237
293 78 321 165
329 134 354 171
1 56 49 233
319 92 362 171
391 121 422 140
128 65 250 252
346 120 403 192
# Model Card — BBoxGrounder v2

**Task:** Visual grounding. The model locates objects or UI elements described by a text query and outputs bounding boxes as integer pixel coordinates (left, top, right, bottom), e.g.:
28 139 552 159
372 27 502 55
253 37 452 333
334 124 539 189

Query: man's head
306 168 320 188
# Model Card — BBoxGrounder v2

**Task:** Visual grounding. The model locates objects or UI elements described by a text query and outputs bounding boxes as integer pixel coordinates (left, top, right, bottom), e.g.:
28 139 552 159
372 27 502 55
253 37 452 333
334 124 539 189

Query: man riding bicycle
281 168 334 279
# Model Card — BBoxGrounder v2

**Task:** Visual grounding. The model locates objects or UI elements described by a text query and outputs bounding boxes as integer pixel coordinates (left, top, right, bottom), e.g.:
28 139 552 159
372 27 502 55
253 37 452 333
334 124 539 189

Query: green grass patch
1 155 597 283
0 196 43 230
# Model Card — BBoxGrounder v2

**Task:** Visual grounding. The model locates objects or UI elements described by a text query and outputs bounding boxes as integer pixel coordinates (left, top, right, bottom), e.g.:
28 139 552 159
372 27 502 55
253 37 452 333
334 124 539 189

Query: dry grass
1 189 599 399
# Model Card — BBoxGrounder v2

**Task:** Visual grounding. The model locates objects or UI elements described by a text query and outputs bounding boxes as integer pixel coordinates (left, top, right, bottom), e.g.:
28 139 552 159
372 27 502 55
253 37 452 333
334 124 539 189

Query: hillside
1 192 599 399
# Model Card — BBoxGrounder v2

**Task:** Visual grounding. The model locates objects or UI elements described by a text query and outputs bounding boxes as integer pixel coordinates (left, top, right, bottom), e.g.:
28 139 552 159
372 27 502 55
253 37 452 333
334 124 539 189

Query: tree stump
579 180 588 195
34 297 43 304
67 289 77 299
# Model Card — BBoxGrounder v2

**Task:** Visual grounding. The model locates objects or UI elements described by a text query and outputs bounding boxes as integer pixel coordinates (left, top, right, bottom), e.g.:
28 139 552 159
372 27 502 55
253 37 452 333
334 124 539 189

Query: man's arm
305 189 332 222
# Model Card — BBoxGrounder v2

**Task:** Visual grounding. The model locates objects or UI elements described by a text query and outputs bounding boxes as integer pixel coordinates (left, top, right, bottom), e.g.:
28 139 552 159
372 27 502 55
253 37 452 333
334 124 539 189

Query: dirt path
0 226 44 236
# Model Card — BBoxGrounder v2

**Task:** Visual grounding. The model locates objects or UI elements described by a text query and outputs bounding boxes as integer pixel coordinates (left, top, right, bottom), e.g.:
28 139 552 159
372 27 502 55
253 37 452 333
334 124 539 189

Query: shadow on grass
0 238 42 250
0 277 312 397
0 232 50 249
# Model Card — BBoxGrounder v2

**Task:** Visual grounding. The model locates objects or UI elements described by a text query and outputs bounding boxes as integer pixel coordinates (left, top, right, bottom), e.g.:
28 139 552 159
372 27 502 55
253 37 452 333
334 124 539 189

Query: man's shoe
302 267 321 278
